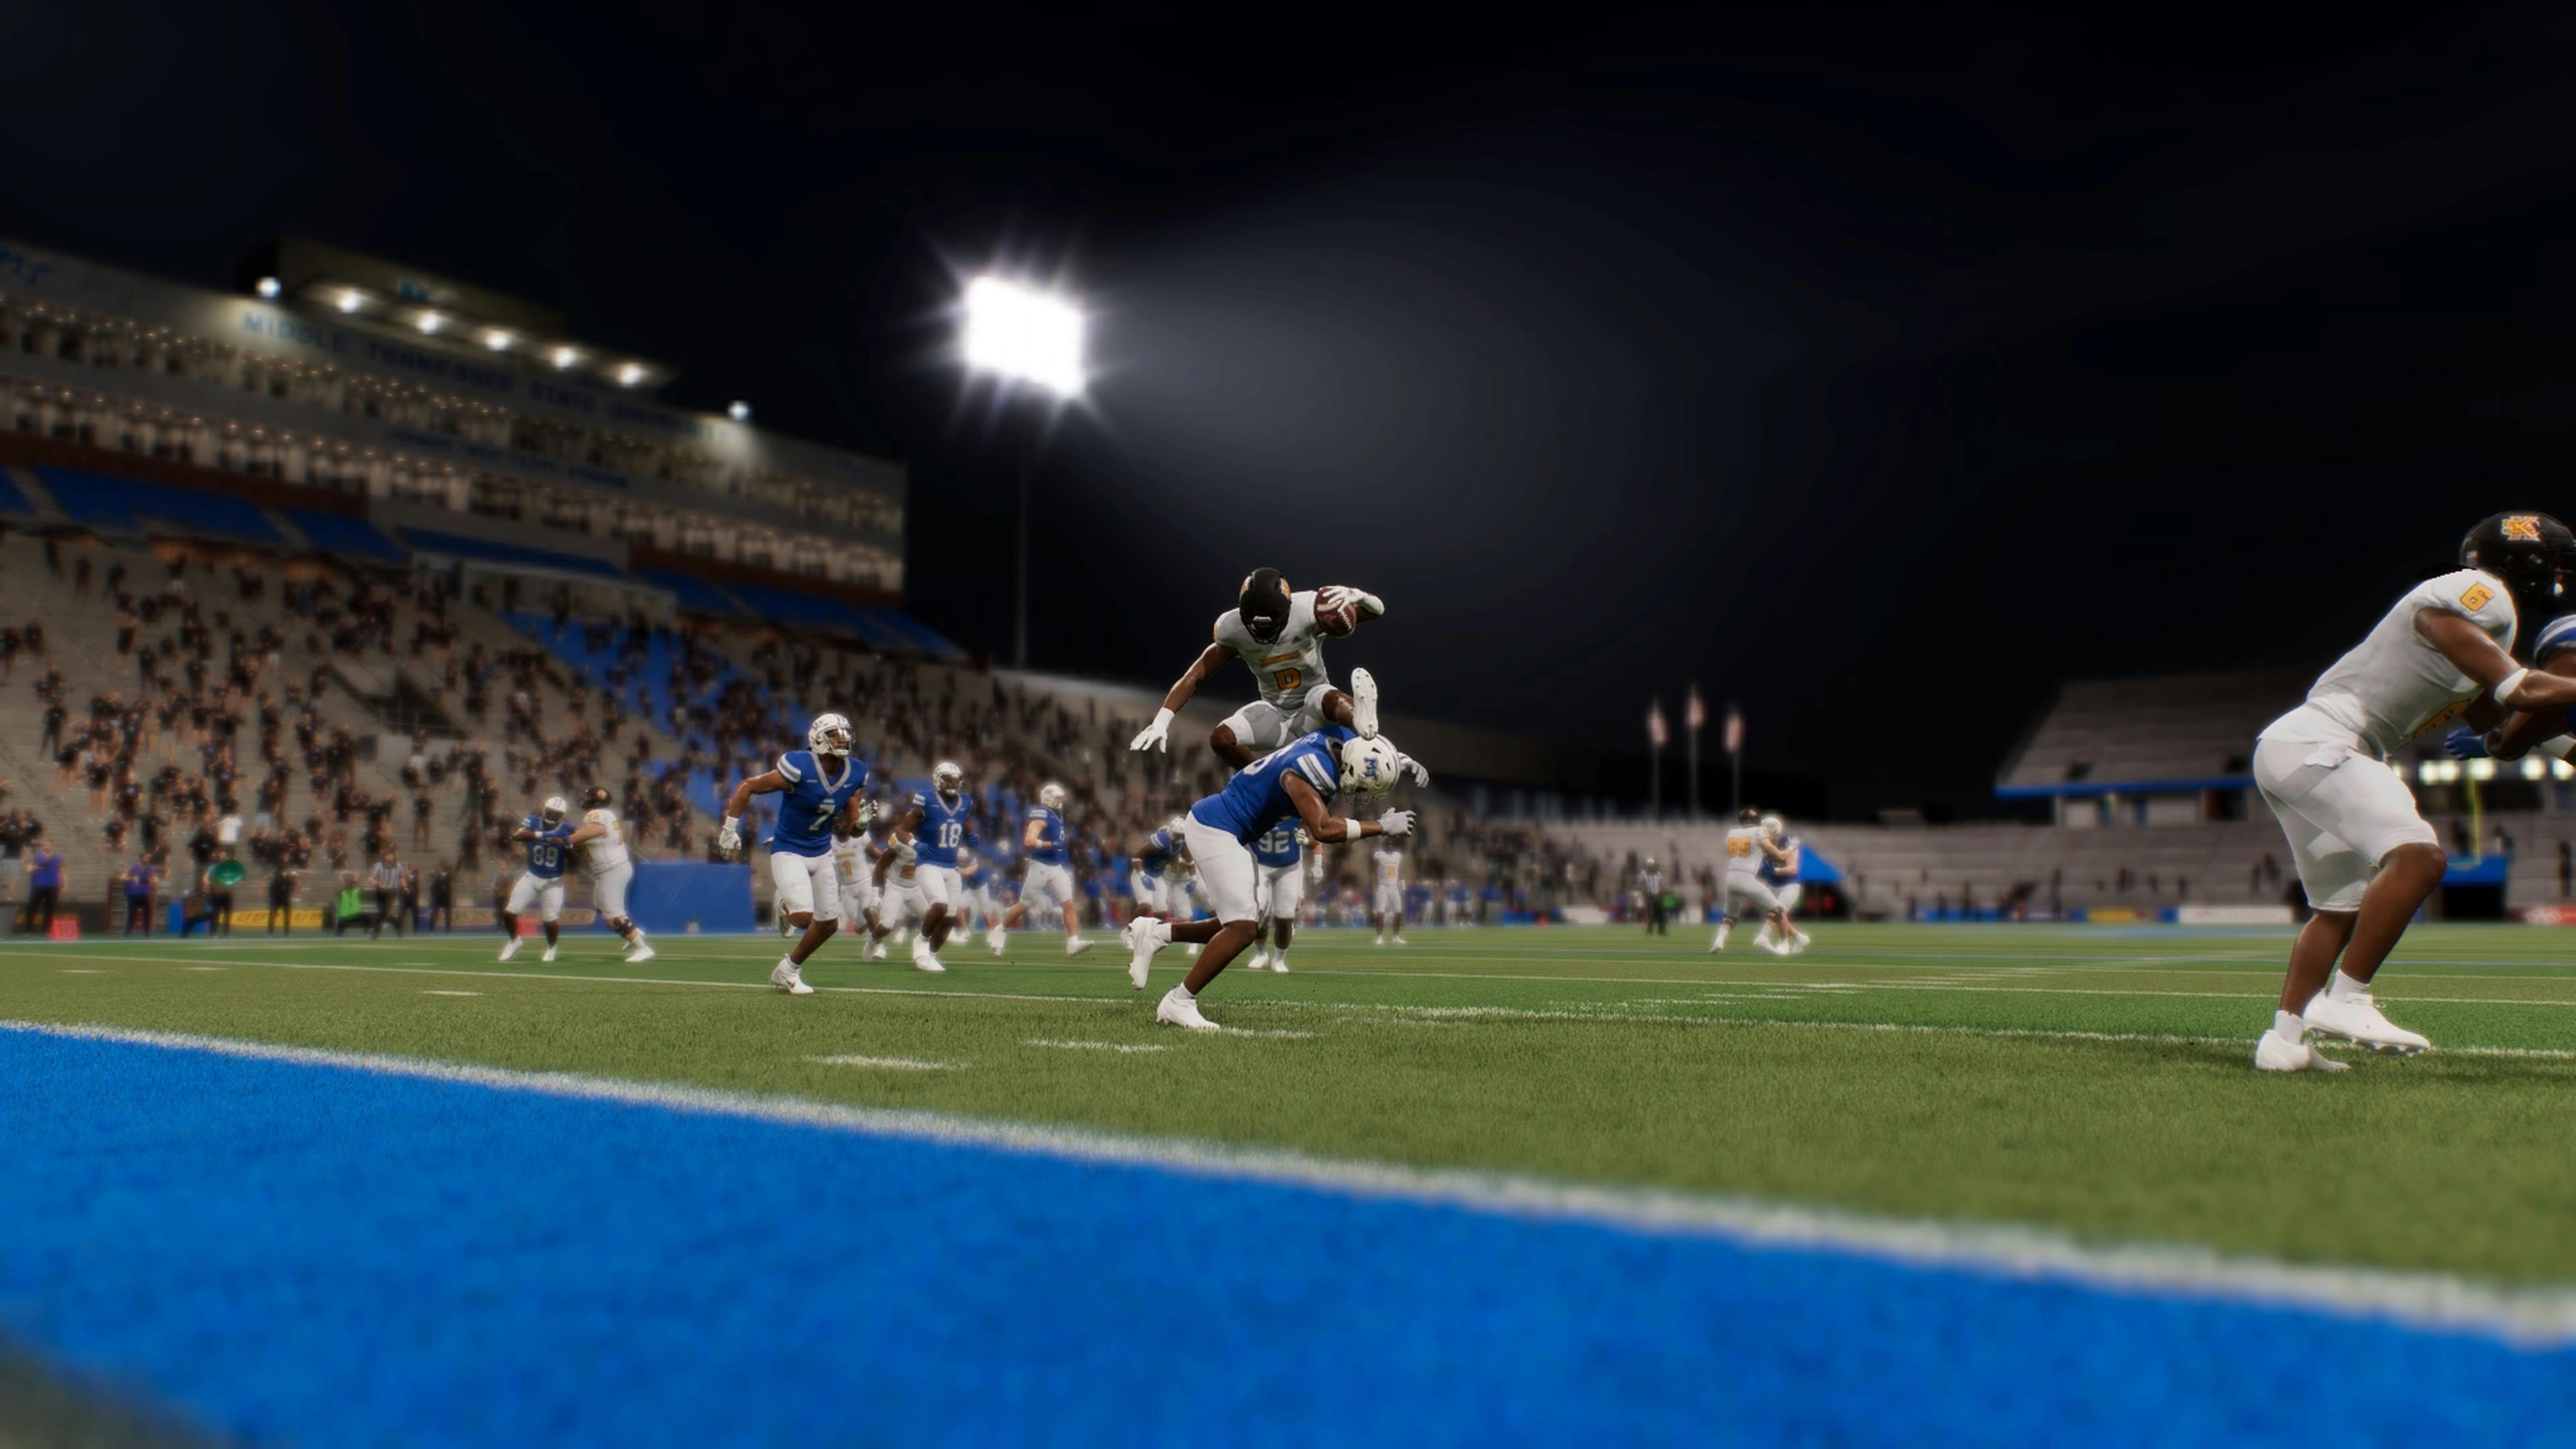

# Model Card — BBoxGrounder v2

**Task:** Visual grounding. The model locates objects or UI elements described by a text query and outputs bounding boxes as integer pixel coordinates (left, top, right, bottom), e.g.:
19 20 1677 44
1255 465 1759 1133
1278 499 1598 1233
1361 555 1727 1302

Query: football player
1709 808 1803 955
1133 816 1202 957
498 794 576 963
2248 512 2576 1070
1128 568 1428 785
1751 815 1810 955
1123 727 1417 1029
563 784 652 963
991 782 1093 958
1371 838 1408 946
718 713 869 996
883 761 976 973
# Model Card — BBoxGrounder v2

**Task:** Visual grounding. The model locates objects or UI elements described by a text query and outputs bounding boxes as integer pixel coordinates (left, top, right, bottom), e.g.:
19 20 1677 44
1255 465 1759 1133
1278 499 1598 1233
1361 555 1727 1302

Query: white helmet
1340 735 1402 796
540 795 568 828
933 761 965 799
1760 814 1785 840
808 713 853 759
1038 782 1068 811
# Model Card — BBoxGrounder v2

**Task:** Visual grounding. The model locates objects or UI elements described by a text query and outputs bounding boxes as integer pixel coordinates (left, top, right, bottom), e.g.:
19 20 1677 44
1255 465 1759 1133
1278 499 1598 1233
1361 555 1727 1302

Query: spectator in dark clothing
427 861 455 931
266 863 299 935
19 839 62 934
119 855 158 936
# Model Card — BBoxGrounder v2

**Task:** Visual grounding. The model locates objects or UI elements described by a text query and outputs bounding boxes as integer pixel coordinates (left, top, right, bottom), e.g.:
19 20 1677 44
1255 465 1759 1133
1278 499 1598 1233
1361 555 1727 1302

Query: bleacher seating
637 568 745 617
0 469 30 516
1997 672 2308 794
398 528 628 582
286 508 406 563
35 467 282 544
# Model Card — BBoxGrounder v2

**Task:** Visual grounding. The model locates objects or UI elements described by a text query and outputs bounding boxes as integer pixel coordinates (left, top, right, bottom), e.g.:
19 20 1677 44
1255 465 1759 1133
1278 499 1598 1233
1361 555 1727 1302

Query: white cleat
1157 987 1220 1032
987 927 1006 957
771 959 814 996
1348 667 1381 741
1374 934 1387 947
1123 916 1164 989
869 938 889 961
1269 955 1290 974
498 936 523 963
1248 948 1272 973
1065 936 1093 958
911 936 947 975
541 945 557 963
2302 988 2431 1056
2254 1028 2349 1073
1707 929 1729 954
626 941 656 964
1391 934 1408 947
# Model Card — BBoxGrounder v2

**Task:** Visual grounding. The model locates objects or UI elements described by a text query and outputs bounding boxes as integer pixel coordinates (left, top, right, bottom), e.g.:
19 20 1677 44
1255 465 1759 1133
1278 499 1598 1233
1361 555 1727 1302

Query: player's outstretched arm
2418 611 2576 712
718 769 789 858
1316 585 1385 620
1283 775 1412 843
2480 649 2576 760
1133 643 1233 751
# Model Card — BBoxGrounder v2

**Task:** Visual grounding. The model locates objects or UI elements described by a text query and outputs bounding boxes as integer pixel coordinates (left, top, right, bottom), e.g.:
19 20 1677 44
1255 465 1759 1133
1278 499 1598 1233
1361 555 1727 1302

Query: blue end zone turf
2 1028 2567 1446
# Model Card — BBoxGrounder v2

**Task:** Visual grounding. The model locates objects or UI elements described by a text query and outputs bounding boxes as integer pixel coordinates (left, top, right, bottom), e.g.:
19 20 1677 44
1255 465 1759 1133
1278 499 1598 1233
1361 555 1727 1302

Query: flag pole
1685 684 1703 821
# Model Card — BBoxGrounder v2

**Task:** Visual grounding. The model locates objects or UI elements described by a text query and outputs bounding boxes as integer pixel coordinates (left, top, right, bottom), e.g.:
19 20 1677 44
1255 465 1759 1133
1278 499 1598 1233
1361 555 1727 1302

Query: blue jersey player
720 712 869 994
499 794 576 963
1246 818 1303 975
883 760 977 972
1124 727 1417 1030
991 782 1093 959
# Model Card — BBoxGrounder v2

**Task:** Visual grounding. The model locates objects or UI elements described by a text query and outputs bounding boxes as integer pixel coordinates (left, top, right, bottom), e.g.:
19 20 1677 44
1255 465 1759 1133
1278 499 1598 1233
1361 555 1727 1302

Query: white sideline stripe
3 1016 2571 1346
1024 1038 1169 1053
807 1054 959 1071
422 990 484 998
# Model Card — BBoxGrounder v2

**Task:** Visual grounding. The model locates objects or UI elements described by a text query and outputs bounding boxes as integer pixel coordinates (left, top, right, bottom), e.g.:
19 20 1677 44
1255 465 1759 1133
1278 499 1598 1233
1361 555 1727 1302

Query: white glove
853 798 876 828
716 816 742 857
1378 810 1416 838
1318 585 1385 619
1398 753 1430 787
894 835 916 866
1129 707 1175 753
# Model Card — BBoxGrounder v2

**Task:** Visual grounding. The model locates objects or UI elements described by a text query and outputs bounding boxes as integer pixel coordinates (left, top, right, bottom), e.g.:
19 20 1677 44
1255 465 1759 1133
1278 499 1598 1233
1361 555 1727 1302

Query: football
1316 597 1362 636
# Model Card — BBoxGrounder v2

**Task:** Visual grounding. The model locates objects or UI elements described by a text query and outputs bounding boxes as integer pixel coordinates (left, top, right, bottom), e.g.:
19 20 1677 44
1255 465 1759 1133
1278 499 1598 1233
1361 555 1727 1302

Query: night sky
11 4 2576 815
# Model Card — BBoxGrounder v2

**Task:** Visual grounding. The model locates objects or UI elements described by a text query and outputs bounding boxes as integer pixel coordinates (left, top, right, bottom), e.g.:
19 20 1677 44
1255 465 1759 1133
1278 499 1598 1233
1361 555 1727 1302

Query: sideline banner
2520 905 2576 926
2171 905 2296 926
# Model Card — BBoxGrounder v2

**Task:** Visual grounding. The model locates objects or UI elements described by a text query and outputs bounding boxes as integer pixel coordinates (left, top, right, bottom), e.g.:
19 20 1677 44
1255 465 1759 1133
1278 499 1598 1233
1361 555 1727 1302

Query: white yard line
3 1016 2570 1346
1024 1038 1169 1053
807 1054 960 1071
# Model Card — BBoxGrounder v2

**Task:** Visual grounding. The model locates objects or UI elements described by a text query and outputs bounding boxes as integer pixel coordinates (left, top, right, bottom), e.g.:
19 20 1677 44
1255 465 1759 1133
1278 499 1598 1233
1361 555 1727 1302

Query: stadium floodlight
616 363 645 387
729 400 751 422
337 290 364 314
552 346 579 370
962 275 1086 397
419 311 443 335
254 276 282 299
484 329 513 352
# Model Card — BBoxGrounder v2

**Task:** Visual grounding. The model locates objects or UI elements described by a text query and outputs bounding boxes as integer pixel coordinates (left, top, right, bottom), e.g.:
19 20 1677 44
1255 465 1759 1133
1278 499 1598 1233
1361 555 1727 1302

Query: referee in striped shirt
368 848 407 938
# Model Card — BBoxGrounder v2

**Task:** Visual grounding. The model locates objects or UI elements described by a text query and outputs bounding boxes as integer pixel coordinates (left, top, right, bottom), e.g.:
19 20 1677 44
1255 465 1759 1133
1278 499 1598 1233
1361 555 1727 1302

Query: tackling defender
883 761 976 974
498 795 575 963
1710 809 1806 955
564 785 653 964
989 782 1093 958
1124 727 1416 1028
1134 816 1202 956
2249 511 2576 1071
1128 568 1427 785
1753 816 1807 955
718 713 869 996
1371 839 1409 946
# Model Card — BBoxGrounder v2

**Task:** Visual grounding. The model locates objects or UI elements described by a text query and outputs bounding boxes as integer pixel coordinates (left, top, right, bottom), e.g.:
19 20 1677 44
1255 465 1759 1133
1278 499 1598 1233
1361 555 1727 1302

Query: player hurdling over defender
1128 568 1427 785
718 713 869 995
2251 511 2576 1071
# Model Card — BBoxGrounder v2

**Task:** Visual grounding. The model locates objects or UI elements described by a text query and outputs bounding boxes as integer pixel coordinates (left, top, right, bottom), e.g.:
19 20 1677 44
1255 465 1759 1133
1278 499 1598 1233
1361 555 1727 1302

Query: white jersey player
2251 512 2576 1073
1371 842 1407 945
1710 810 1806 954
564 786 651 963
1128 568 1428 784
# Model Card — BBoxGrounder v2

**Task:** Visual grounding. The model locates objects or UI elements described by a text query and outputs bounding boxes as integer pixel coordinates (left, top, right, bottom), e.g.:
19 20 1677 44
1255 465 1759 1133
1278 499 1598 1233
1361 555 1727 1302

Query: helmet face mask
1737 807 1761 826
1339 735 1401 797
1760 814 1785 840
808 713 854 760
584 786 611 811
933 761 964 800
541 796 568 828
1039 782 1068 812
1239 568 1290 645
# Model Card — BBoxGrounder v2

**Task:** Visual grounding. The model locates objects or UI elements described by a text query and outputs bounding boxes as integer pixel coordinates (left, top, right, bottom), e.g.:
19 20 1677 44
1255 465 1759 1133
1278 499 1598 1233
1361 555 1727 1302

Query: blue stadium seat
861 608 965 659
0 470 32 517
35 468 282 543
637 568 746 617
285 509 407 563
400 528 628 581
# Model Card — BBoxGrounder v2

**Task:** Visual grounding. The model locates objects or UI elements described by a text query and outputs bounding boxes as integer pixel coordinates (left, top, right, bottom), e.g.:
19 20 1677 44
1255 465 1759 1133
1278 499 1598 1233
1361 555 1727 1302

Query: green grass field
6 922 2573 1287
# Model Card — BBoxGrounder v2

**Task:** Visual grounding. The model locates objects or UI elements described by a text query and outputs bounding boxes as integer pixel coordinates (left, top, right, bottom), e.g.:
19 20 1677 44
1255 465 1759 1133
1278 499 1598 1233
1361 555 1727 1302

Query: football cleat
626 940 656 965
498 936 523 963
771 959 813 996
912 936 946 975
867 938 889 961
2302 987 2431 1056
2254 1029 2349 1073
540 945 557 963
1348 667 1381 741
1065 936 1093 958
1157 987 1220 1032
987 926 1006 957
1123 915 1163 989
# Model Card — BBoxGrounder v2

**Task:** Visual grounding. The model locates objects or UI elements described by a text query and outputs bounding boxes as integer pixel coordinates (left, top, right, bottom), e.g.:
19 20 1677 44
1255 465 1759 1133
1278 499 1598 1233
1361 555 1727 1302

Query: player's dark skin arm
1170 769 1394 994
1157 643 1233 716
2482 651 2576 760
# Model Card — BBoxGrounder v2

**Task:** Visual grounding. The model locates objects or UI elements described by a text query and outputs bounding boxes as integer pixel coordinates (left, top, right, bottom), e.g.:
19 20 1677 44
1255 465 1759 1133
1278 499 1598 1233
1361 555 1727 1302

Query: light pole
960 275 1086 669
